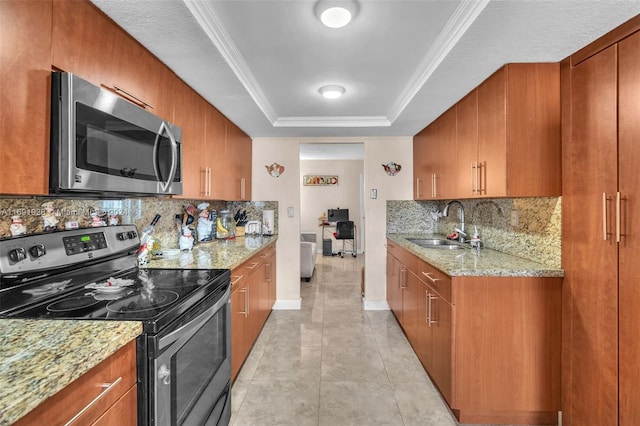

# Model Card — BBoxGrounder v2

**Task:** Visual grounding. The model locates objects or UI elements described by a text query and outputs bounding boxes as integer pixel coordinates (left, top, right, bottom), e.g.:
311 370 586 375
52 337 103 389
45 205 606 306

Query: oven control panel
0 225 140 275
63 232 108 256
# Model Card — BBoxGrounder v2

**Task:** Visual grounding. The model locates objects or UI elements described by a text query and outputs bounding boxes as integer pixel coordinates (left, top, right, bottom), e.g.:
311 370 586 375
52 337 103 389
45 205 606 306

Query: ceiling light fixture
319 85 346 99
315 1 358 29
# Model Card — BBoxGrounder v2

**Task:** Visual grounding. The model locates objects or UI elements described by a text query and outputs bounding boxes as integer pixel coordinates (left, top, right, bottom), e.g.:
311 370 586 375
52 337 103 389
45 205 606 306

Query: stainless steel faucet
443 200 466 243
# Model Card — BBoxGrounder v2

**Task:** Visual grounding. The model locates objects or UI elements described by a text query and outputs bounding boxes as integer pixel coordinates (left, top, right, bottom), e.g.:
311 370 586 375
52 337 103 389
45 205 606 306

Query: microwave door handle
153 121 178 193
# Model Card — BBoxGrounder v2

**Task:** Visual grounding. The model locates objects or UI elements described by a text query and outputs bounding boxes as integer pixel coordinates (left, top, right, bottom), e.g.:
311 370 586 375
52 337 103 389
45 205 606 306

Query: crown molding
386 0 490 123
183 0 278 123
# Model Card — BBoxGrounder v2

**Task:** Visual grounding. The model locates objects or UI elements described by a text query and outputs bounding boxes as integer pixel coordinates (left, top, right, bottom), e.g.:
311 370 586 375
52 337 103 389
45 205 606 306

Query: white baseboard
272 299 302 310
363 300 390 311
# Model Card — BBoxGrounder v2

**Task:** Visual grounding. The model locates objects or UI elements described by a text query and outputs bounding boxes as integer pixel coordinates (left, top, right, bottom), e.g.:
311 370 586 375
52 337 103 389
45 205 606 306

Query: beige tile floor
230 254 462 426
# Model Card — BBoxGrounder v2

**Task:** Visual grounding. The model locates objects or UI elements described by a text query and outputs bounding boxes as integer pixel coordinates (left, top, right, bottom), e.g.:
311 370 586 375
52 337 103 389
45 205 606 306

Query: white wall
300 159 363 253
252 136 414 310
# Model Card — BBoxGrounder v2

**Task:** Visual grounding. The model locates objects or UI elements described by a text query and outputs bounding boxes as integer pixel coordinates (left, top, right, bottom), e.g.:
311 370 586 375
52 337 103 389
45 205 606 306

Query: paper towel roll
262 209 274 235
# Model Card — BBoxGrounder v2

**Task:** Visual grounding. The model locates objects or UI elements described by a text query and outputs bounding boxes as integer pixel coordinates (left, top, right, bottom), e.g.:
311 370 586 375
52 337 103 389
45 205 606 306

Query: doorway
299 143 365 258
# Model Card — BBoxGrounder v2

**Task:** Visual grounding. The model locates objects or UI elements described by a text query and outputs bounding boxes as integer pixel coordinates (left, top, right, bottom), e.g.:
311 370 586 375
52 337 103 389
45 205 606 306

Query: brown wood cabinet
0 0 52 195
413 62 561 200
413 106 457 199
15 340 137 426
225 120 252 201
51 0 174 121
387 241 561 424
562 16 640 426
230 242 276 381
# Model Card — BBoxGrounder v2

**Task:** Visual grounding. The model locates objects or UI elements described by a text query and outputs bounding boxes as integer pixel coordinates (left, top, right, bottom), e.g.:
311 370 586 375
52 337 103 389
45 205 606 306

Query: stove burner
46 295 101 312
106 290 180 314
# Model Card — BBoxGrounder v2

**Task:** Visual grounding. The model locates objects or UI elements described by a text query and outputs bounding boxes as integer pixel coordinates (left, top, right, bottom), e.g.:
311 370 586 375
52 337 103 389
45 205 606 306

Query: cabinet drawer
15 340 137 426
387 240 419 271
419 261 452 303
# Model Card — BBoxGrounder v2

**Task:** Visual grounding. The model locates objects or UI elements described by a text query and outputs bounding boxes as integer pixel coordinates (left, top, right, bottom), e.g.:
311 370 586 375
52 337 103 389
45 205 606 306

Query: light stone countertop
387 233 564 278
0 320 142 425
145 235 278 270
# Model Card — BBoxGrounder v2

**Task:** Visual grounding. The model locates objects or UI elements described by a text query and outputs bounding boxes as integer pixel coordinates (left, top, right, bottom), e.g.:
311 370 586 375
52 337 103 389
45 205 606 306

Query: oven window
75 102 177 182
174 304 227 425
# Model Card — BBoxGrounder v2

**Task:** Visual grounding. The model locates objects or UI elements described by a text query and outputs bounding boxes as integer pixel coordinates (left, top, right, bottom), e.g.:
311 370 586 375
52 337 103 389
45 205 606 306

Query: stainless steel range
0 225 231 426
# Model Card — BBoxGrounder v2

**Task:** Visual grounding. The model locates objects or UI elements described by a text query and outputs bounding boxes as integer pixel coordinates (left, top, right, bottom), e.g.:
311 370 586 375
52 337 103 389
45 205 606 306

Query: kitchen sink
406 238 466 250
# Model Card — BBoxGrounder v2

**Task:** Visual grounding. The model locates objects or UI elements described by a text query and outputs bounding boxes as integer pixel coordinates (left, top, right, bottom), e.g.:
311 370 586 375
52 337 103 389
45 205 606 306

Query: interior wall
300 159 364 254
251 136 414 311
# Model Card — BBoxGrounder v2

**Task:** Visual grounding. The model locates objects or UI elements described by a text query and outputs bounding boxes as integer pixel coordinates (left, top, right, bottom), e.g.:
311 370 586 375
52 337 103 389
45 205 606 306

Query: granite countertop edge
145 235 278 270
0 319 142 425
387 233 564 278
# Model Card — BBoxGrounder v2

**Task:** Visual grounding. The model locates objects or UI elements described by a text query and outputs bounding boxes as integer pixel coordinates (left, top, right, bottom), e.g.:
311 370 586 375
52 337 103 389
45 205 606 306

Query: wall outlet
510 209 519 227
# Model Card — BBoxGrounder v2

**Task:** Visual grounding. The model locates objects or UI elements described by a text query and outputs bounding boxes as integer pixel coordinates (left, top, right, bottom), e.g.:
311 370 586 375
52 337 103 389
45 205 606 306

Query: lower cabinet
387 240 561 425
230 242 277 382
15 340 137 426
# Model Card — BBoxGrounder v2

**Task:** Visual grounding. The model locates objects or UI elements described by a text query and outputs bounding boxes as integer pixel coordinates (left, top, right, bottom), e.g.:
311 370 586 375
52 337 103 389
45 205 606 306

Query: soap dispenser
470 226 482 254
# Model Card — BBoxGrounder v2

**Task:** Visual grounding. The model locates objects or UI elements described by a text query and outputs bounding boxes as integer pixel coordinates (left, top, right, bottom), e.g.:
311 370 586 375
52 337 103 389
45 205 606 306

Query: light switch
370 189 377 199
287 207 294 217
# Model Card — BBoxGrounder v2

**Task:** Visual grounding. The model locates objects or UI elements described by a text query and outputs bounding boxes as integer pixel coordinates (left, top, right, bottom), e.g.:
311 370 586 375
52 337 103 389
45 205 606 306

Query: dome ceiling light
315 1 358 29
319 85 346 99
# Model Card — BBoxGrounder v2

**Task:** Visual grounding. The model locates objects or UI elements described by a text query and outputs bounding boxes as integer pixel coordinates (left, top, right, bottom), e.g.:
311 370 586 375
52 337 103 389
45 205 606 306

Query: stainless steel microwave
50 72 182 197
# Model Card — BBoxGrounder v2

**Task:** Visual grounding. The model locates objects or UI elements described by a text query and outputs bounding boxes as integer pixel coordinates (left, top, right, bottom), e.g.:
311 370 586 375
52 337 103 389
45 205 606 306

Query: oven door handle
158 287 230 351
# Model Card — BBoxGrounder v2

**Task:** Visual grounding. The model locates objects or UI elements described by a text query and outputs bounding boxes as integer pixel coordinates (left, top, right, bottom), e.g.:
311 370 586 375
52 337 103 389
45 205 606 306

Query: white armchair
300 232 318 282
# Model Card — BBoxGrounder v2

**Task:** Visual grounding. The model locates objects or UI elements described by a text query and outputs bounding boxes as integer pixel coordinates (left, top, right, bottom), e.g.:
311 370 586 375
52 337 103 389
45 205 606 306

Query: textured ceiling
91 0 640 139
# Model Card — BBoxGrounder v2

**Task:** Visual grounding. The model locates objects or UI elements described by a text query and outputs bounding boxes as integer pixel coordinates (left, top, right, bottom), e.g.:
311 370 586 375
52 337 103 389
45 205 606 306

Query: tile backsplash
387 198 561 268
0 197 278 251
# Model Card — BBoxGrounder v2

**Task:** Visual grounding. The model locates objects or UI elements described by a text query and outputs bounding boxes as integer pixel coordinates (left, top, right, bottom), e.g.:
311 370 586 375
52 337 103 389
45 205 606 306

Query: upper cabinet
0 0 252 199
51 0 174 121
0 1 52 195
414 62 561 200
225 120 252 201
413 105 457 200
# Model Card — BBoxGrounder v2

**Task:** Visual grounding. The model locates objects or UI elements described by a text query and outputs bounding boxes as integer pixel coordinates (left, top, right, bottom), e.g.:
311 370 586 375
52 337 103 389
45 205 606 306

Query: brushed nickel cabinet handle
603 192 609 241
428 294 438 326
421 271 440 283
426 290 431 327
400 268 407 289
416 178 421 199
65 377 123 425
245 262 260 271
231 275 244 286
616 192 621 243
471 163 477 193
240 177 246 199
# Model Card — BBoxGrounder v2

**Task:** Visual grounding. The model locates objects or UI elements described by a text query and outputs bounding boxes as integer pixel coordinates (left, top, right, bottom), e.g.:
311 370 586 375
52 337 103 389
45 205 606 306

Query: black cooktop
0 267 229 333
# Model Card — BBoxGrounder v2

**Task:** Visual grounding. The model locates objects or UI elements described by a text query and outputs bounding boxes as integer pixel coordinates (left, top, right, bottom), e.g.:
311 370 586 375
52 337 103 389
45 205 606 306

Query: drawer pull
421 271 440 283
64 376 122 425
231 275 244 286
245 262 260 270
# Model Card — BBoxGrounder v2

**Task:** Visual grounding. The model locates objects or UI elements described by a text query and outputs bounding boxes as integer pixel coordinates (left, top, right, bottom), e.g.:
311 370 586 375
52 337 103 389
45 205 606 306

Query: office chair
333 221 356 258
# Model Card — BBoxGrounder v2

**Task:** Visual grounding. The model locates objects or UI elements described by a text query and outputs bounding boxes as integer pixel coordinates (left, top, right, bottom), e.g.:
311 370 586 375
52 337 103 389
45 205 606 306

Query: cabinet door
563 45 619 426
173 79 208 199
386 251 403 320
618 31 640 426
52 0 173 120
402 270 419 346
231 275 248 382
227 119 252 201
477 67 507 197
205 106 227 199
413 128 430 200
421 108 456 199
246 261 263 340
0 0 52 195
416 281 432 371
265 247 276 310
429 290 452 405
456 90 478 198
